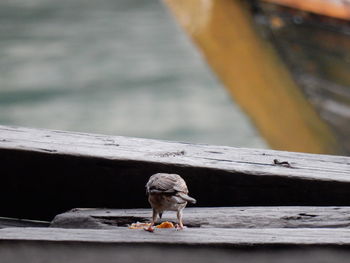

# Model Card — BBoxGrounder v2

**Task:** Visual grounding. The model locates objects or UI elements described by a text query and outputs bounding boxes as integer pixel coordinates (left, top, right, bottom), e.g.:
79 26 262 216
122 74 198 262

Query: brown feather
145 173 196 229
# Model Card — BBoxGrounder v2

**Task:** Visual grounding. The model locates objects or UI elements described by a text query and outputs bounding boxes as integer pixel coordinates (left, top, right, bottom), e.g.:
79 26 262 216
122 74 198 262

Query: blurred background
0 0 267 148
2 0 349 155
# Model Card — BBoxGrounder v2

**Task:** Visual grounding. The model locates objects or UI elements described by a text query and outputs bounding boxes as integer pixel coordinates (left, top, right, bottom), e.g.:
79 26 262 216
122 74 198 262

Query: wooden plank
1 125 350 221
1 227 350 246
0 125 349 180
50 207 350 229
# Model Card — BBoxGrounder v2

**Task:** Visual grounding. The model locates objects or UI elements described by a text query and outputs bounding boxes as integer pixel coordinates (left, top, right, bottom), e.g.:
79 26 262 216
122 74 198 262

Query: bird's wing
146 173 188 194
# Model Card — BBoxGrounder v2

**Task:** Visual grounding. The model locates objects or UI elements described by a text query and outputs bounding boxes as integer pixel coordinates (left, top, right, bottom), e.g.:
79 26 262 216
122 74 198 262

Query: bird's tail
177 192 196 204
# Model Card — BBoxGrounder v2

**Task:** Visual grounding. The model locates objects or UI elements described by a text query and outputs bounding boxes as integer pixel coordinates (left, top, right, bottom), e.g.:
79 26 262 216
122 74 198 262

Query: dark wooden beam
1 125 350 220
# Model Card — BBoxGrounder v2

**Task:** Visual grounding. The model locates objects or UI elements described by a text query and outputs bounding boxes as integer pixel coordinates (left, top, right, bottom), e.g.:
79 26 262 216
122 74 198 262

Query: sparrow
145 173 196 231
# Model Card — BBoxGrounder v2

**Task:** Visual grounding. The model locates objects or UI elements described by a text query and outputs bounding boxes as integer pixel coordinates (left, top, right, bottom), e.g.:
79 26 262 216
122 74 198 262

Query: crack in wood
36 148 58 153
157 151 186 158
104 143 120 146
273 159 293 168
200 157 274 167
298 213 318 218
205 151 224 154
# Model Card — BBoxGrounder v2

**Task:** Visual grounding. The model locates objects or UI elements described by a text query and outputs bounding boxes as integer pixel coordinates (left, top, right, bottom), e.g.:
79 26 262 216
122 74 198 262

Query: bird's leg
145 208 157 232
176 209 184 230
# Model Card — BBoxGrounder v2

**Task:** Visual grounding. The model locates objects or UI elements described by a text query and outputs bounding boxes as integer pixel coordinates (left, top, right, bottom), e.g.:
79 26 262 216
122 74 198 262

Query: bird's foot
175 224 185 231
144 226 155 233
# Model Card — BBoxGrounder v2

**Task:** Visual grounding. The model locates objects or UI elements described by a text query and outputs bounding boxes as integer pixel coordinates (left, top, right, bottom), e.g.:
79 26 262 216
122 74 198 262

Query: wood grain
0 125 349 181
2 227 350 246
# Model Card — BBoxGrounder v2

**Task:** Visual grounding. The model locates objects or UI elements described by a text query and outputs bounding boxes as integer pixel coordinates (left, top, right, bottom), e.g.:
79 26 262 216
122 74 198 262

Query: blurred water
0 0 267 148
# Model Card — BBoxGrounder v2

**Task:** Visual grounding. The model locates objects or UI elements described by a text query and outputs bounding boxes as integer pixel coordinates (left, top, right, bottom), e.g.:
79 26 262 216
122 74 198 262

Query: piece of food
156 221 175 228
128 221 175 229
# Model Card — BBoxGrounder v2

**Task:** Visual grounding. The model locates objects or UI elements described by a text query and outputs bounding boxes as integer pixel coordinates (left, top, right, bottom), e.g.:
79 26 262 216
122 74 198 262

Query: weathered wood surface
2 227 350 246
1 125 350 220
1 125 349 180
51 207 350 229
